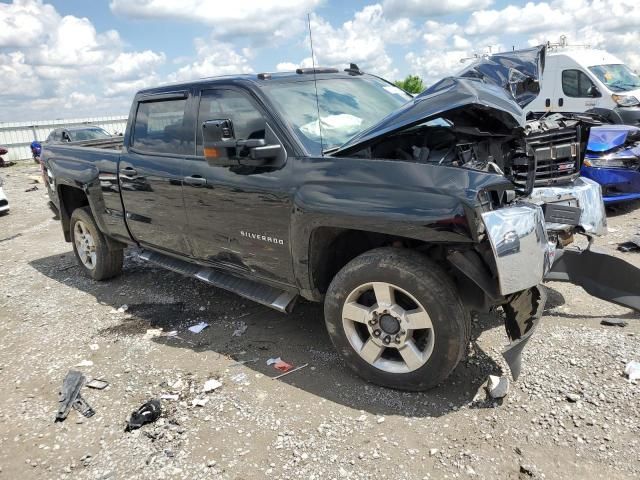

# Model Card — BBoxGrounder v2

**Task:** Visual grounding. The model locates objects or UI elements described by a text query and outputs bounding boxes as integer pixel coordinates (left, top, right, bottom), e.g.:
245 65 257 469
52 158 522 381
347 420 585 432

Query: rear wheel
70 207 123 280
324 248 470 391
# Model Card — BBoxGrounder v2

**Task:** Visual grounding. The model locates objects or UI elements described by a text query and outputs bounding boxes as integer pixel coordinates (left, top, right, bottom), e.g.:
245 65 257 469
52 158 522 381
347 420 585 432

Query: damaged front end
333 51 640 380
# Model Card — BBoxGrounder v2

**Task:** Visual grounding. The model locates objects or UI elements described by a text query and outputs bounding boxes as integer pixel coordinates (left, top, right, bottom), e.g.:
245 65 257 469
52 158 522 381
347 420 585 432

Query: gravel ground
0 163 639 480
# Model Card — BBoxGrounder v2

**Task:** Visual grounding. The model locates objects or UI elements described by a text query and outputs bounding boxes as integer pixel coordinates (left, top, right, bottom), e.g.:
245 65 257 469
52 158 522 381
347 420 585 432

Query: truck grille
513 128 580 187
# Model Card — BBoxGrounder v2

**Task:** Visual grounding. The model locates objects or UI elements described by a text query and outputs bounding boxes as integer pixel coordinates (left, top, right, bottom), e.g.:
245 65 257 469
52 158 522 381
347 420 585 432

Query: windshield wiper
323 147 340 155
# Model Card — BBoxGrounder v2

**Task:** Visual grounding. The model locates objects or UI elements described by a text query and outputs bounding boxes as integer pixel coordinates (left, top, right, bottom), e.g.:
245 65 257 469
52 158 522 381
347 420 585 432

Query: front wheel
70 207 123 280
324 248 470 391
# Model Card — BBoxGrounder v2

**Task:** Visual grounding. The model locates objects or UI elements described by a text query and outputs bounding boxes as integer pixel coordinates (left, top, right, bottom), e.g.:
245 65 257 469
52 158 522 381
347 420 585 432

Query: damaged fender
501 285 547 380
545 246 640 311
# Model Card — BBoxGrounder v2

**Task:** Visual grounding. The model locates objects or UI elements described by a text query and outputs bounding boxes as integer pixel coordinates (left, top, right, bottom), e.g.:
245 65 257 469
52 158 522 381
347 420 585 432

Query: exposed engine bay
349 111 591 193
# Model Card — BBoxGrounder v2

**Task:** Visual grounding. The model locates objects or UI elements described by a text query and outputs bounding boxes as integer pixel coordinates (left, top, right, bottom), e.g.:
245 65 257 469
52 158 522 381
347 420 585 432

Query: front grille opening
514 127 580 187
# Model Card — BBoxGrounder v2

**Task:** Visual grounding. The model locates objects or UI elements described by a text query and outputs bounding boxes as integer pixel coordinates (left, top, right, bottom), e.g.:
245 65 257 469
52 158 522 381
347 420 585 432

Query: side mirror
202 119 238 166
202 119 284 168
587 85 601 97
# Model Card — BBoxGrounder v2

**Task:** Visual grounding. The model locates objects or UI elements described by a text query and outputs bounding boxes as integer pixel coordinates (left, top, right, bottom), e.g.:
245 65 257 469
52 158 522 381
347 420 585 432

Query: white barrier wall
0 116 128 162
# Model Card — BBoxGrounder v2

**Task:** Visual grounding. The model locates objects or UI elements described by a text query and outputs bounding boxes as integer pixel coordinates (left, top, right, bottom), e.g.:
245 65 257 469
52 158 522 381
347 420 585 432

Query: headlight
612 94 640 107
584 155 634 168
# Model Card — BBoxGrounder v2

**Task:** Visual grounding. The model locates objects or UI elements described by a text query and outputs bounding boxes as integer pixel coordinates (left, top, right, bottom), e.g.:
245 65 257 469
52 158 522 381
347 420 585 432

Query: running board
138 250 298 313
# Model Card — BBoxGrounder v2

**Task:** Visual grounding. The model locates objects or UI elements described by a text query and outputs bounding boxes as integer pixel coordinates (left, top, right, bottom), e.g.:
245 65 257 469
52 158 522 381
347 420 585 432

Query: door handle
183 175 207 186
121 166 137 177
558 98 564 107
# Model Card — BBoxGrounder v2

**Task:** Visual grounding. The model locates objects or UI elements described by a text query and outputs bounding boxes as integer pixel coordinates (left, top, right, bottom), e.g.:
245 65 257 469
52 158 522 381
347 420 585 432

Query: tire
324 247 470 391
70 207 123 281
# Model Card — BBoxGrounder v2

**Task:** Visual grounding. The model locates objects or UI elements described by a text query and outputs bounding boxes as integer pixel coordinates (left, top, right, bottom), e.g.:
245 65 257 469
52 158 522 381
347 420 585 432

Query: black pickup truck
42 51 640 391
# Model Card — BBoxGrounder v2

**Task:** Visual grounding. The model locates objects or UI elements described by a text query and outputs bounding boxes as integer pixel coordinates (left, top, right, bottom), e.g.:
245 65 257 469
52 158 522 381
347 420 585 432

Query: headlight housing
612 94 640 107
584 154 634 168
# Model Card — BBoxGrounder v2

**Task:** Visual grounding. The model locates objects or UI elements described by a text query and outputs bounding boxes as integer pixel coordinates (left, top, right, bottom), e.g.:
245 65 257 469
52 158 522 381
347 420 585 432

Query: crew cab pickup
43 57 640 391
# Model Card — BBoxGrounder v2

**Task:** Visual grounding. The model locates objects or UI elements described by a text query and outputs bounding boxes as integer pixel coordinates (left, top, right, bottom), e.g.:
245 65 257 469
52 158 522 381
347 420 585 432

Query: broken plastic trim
55 370 95 422
501 285 546 380
545 245 640 311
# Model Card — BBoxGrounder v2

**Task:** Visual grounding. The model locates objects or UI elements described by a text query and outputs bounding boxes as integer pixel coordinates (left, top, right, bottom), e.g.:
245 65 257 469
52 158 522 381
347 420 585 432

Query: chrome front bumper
482 177 607 296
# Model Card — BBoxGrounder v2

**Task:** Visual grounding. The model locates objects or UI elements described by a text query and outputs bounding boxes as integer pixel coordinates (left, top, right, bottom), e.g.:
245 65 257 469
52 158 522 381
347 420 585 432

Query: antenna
307 13 324 156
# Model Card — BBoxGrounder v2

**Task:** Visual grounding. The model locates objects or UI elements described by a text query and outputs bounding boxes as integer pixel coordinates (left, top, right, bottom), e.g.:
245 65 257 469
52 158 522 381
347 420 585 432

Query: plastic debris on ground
117 304 129 313
266 357 293 372
625 361 640 381
125 399 161 432
486 374 510 399
232 321 248 337
86 379 109 390
618 234 640 252
188 321 209 334
56 370 95 422
600 318 628 327
230 372 249 384
203 379 222 392
160 393 179 401
75 359 94 367
144 328 163 339
272 363 309 380
192 397 209 407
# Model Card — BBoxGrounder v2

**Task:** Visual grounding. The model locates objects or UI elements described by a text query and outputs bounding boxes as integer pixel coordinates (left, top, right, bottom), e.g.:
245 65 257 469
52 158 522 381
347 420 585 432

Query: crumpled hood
587 125 640 152
334 76 525 156
457 46 545 108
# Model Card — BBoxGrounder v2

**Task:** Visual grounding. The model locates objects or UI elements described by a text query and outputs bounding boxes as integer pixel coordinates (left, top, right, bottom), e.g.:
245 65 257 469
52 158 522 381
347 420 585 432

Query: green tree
394 75 425 94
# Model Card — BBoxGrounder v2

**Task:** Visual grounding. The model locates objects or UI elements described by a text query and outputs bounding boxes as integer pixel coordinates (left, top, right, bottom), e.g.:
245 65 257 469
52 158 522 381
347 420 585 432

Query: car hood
333 76 526 156
587 124 640 152
457 45 545 108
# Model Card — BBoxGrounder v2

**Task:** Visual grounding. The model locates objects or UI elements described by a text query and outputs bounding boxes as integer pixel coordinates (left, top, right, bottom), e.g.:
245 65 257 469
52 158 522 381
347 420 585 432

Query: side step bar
138 250 298 313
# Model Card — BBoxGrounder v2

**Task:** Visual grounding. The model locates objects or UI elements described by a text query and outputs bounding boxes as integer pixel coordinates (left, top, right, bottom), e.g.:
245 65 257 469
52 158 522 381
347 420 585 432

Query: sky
1 0 639 122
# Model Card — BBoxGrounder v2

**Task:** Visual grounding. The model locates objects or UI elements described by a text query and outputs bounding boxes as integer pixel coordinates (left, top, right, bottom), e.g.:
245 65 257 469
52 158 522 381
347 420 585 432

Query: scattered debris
600 318 628 327
486 374 510 399
75 359 94 367
267 357 294 372
160 393 179 401
624 361 640 381
192 397 209 407
618 234 640 252
144 328 163 339
188 321 209 334
273 363 309 380
566 393 581 402
86 379 109 390
429 448 439 456
89 343 99 351
24 185 38 192
376 417 385 424
125 399 161 432
55 370 95 422
230 372 248 384
163 330 178 337
232 321 248 337
203 379 222 392
117 304 129 313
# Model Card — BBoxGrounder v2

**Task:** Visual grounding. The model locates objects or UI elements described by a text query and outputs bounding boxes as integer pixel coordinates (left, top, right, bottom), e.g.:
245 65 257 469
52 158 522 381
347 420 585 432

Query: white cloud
0 0 58 48
168 41 253 82
383 0 494 17
465 2 572 36
107 50 166 80
0 51 42 96
110 0 322 40
283 5 418 80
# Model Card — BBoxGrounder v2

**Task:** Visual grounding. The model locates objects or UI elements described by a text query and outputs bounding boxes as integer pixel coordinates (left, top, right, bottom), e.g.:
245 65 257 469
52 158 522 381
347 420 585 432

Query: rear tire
70 207 123 281
324 247 470 391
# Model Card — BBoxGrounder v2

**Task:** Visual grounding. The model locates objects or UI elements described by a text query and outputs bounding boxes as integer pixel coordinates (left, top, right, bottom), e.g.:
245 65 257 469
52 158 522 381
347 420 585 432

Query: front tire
70 207 123 280
324 248 470 391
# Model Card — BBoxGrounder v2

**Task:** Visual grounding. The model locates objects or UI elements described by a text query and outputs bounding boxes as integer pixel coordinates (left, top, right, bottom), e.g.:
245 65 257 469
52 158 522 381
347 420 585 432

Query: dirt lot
0 162 639 479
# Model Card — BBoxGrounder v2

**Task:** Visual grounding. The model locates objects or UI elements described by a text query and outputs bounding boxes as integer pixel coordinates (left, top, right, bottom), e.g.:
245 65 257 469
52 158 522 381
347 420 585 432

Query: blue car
581 125 640 204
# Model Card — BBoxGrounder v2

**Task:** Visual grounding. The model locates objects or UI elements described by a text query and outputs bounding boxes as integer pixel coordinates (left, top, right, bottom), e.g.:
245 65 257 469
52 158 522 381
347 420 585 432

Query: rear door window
132 98 194 155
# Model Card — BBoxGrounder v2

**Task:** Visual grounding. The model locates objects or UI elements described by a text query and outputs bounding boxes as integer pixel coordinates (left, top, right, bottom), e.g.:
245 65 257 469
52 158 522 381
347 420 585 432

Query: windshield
263 77 411 155
589 64 640 93
70 127 111 141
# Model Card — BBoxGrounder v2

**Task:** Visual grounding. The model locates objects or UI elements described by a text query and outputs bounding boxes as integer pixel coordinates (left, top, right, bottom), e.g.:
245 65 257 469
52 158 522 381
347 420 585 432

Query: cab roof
136 67 373 96
547 47 623 67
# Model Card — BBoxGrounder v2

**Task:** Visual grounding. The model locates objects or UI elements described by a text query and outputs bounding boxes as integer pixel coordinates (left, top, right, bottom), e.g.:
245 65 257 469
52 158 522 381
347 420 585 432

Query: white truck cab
526 39 640 125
